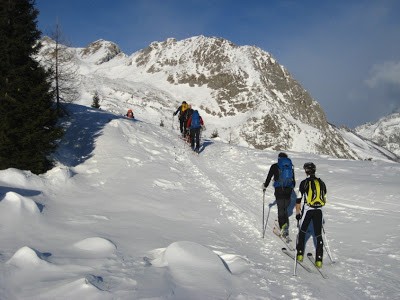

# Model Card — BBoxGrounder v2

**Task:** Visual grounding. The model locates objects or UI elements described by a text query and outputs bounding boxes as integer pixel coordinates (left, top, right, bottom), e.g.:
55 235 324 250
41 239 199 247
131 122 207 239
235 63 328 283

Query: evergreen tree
0 0 63 174
91 91 100 109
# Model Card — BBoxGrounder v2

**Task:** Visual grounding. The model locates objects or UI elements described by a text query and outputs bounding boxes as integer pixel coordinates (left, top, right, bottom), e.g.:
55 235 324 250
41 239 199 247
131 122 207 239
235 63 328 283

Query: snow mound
149 241 232 299
1 191 41 214
0 168 43 188
218 253 251 275
145 247 168 267
6 246 50 268
73 237 116 254
38 277 109 300
43 165 74 185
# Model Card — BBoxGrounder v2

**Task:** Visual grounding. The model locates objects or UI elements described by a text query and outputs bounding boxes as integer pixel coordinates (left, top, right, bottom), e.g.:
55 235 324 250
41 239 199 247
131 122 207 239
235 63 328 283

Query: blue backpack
190 111 201 129
273 157 294 188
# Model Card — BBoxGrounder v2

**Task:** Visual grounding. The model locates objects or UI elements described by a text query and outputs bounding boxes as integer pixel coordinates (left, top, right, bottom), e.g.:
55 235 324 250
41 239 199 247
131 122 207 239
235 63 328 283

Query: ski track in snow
166 126 400 299
171 135 330 298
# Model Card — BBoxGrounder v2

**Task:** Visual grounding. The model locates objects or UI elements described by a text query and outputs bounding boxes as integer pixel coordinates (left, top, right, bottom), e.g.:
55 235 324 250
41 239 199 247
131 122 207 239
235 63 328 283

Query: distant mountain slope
37 35 375 160
355 112 400 157
335 126 398 162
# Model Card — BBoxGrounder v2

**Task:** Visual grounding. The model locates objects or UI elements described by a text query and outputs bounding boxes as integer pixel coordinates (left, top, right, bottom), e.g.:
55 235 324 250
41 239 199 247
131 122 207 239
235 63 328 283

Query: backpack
273 157 294 188
305 178 326 208
127 109 134 118
181 103 189 113
190 111 201 129
184 108 193 121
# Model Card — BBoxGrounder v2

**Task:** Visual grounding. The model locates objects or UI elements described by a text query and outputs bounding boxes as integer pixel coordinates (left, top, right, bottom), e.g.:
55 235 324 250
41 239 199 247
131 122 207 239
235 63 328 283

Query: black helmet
278 152 288 158
303 162 316 175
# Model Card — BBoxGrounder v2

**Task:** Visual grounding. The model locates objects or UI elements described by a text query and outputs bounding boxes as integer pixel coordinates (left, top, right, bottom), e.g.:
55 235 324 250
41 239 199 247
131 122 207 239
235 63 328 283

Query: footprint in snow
153 179 183 190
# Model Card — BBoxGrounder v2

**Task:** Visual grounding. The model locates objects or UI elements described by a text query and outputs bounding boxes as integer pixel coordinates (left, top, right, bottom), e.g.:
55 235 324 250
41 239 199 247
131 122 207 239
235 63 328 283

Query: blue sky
35 0 400 128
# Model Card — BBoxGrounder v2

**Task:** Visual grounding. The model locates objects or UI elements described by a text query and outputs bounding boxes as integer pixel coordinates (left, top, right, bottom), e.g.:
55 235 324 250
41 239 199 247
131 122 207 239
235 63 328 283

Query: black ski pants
274 187 292 229
189 127 201 150
296 208 323 262
179 116 185 134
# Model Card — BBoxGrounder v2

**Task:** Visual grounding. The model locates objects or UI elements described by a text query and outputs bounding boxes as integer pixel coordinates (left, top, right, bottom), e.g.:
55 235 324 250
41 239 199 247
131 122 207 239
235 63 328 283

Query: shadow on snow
198 138 214 153
55 103 137 167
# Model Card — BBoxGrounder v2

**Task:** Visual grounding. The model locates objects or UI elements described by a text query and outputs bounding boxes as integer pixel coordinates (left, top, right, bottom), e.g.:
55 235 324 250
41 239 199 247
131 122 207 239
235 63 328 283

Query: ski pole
293 220 300 276
322 224 335 263
264 201 272 236
262 190 265 238
172 115 174 130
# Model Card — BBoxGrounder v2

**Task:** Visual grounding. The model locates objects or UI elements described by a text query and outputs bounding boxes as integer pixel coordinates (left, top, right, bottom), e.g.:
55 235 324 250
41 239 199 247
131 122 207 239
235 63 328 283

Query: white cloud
366 61 400 88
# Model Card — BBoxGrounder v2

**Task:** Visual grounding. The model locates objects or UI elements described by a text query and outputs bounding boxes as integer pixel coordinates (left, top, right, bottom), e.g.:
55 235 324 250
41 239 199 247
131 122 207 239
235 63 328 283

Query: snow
337 127 398 162
355 112 400 157
0 102 399 299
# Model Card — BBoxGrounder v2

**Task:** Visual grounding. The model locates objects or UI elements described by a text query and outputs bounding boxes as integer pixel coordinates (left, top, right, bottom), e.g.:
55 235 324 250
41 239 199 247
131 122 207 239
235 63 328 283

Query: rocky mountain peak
129 36 356 158
80 39 123 64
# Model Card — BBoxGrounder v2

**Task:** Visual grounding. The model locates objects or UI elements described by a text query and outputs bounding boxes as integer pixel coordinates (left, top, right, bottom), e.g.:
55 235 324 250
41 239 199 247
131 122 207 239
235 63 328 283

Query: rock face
131 36 357 158
38 35 362 159
355 112 400 157
80 39 123 64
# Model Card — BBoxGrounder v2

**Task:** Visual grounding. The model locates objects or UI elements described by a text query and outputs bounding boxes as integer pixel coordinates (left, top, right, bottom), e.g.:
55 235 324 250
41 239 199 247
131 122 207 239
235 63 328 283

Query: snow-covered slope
37 36 361 160
333 126 399 162
355 112 400 157
0 103 399 299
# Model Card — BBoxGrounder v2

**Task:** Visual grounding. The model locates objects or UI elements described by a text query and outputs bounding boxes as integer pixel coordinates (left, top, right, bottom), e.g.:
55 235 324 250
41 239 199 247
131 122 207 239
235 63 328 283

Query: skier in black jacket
181 105 193 139
295 162 327 268
173 101 189 135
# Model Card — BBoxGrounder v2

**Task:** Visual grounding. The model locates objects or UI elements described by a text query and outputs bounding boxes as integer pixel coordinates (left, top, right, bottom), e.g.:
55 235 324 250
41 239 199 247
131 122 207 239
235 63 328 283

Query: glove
262 183 266 192
296 214 302 221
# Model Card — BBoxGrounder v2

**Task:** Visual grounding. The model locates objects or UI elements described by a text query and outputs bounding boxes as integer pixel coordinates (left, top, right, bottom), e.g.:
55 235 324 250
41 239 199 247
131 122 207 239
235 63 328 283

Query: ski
273 220 294 251
281 248 313 273
307 253 328 279
273 227 295 251
179 136 190 143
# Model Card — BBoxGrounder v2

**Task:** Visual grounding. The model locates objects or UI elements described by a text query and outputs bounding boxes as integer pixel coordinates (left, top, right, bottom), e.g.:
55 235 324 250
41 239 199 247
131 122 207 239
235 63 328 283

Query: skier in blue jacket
263 152 295 237
186 110 204 152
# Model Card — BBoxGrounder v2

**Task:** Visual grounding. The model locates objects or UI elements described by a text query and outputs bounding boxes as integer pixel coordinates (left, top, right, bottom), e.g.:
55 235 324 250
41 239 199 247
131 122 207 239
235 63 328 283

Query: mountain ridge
355 112 400 157
37 35 397 161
